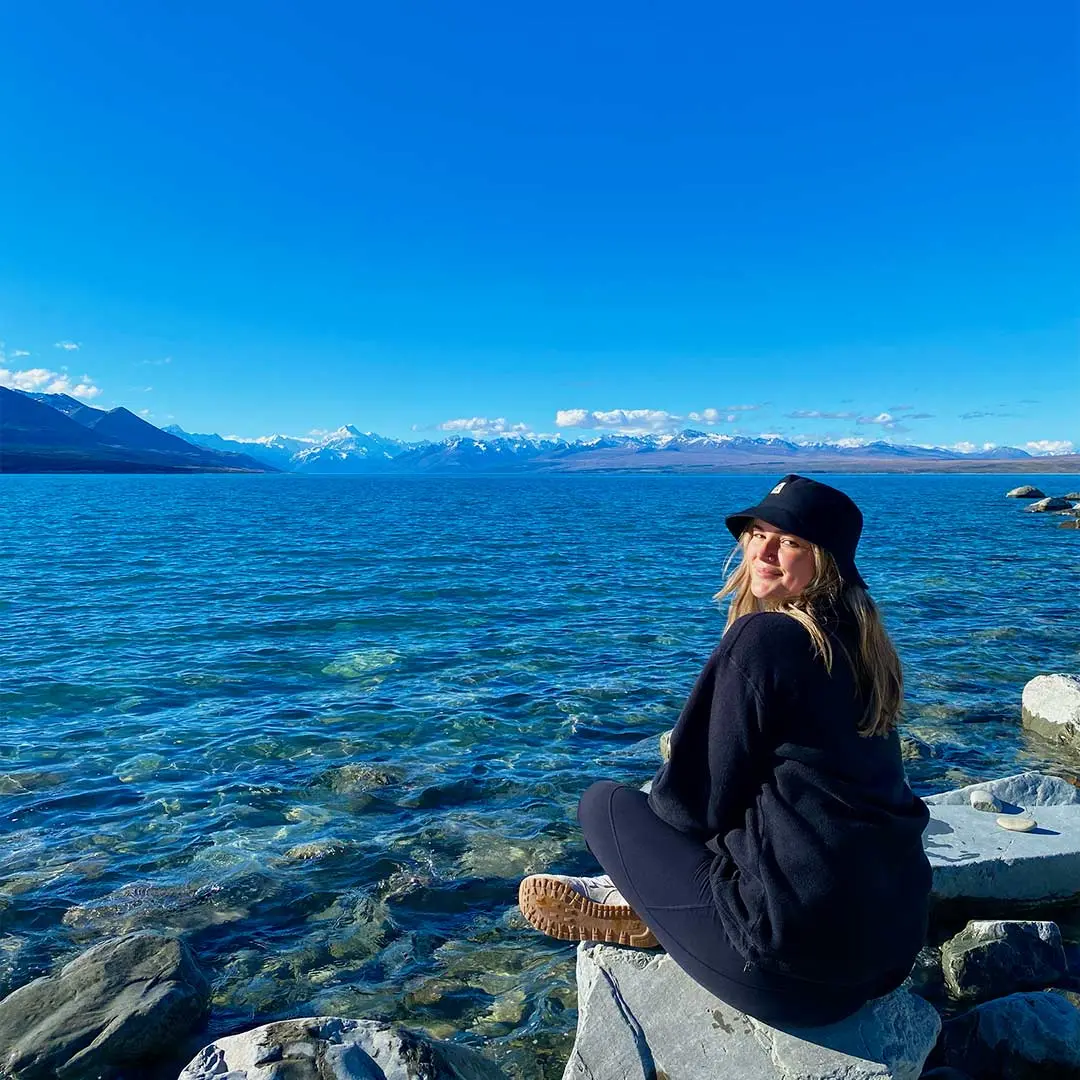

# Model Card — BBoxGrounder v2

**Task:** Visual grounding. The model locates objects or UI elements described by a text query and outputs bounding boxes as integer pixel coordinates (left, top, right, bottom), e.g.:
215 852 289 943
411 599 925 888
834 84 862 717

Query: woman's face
745 519 816 601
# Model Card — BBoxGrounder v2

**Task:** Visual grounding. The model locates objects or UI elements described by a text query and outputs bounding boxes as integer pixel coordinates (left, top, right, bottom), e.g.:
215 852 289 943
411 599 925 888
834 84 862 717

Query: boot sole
517 876 659 948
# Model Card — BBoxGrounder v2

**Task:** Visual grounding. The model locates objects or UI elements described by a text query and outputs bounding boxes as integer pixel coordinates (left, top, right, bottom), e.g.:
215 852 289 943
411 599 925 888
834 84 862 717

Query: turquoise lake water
2 472 1079 1076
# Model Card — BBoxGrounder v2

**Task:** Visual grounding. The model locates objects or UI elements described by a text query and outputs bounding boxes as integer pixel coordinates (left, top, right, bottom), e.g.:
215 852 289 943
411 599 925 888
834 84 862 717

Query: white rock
924 773 1080 903
180 1016 506 1080
561 943 940 1080
1021 675 1080 748
968 788 1000 812
1006 486 1045 498
996 815 1036 832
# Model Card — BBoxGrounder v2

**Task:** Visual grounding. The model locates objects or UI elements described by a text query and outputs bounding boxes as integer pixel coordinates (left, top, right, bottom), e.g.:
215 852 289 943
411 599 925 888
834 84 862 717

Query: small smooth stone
969 789 1001 812
996 815 1037 832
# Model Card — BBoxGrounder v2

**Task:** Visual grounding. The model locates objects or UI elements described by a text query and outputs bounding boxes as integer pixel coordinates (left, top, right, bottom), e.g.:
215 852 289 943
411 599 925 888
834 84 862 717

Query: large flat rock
561 943 940 1080
924 772 1080 809
924 773 1080 905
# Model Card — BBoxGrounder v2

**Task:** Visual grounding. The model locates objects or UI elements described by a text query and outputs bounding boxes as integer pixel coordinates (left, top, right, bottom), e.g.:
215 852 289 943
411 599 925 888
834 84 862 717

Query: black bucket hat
725 474 868 589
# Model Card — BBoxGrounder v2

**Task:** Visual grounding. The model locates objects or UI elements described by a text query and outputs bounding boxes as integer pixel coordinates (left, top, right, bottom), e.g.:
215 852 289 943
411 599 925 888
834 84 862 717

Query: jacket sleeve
647 645 771 840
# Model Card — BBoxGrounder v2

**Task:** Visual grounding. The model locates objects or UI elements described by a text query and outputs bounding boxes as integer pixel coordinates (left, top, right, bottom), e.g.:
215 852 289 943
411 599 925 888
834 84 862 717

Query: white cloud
562 408 677 433
557 406 757 434
11 350 30 358
142 386 153 392
54 340 81 351
943 441 997 454
138 408 152 417
687 408 722 425
141 356 172 366
555 408 692 434
786 409 858 420
555 409 590 428
857 411 895 426
1025 439 1074 456
439 416 532 438
0 365 102 399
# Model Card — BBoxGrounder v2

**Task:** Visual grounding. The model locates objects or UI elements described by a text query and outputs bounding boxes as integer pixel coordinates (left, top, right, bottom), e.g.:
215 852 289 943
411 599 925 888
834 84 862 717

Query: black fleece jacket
647 609 932 987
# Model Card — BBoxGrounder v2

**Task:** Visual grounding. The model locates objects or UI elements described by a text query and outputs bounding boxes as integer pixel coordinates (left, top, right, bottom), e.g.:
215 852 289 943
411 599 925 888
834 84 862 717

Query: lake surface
2 472 1079 1077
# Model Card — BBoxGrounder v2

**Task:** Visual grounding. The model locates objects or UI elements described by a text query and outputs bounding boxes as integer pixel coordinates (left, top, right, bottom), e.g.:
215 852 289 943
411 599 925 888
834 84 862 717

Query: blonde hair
714 528 903 737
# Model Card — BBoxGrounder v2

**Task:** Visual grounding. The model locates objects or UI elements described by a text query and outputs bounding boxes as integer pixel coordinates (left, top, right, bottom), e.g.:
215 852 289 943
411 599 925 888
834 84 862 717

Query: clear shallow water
1 473 1079 1076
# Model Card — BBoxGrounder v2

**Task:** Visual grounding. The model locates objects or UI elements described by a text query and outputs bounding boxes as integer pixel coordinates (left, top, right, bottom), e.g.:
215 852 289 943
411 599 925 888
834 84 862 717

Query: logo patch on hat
770 482 787 495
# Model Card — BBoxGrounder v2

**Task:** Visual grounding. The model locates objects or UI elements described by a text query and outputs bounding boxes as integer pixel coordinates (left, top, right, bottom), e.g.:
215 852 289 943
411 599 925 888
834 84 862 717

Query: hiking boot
517 873 658 948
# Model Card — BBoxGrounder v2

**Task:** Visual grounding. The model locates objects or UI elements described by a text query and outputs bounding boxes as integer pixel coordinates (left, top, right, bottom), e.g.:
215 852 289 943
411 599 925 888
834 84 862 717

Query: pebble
996 815 1037 832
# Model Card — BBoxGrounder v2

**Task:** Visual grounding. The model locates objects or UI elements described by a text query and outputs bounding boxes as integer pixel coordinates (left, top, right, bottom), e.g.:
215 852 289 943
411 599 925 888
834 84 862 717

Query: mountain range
0 387 273 473
2 389 1078 474
168 421 1079 474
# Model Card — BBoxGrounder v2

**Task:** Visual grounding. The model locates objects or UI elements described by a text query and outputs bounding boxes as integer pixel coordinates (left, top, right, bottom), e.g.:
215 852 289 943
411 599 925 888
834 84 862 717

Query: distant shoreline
4 457 1080 476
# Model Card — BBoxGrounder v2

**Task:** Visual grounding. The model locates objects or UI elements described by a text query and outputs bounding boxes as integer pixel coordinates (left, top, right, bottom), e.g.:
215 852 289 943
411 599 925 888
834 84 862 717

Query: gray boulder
562 943 939 1080
0 931 208 1079
1006 486 1045 498
923 773 1080 905
1021 675 1080 749
179 1016 506 1079
1027 497 1071 512
939 991 1080 1079
941 920 1066 1001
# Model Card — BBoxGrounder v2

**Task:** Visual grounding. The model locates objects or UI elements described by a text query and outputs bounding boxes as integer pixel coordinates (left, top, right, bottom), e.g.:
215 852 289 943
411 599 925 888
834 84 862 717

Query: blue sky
0 2 1076 452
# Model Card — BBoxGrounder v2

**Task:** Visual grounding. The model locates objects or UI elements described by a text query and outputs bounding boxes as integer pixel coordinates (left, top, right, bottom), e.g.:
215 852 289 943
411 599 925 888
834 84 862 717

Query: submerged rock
179 1016 506 1079
0 770 67 795
61 875 276 937
939 991 1080 1079
0 931 208 1080
923 772 1080 905
940 920 1066 1001
901 733 937 762
1006 486 1045 499
562 943 939 1080
1021 674 1080 749
312 762 405 794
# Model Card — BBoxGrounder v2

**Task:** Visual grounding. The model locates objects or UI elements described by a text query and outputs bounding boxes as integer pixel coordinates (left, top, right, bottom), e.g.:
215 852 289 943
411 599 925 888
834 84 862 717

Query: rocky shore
4 675 1080 1079
1006 484 1080 528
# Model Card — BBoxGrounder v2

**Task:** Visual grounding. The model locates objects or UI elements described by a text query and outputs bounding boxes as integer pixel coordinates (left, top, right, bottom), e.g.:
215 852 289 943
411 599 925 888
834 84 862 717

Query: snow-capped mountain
290 425 410 473
162 426 308 469
157 422 1076 474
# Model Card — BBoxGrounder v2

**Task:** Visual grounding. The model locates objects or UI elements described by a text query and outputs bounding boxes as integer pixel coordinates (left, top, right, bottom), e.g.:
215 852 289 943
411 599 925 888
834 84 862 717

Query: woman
518 475 932 1028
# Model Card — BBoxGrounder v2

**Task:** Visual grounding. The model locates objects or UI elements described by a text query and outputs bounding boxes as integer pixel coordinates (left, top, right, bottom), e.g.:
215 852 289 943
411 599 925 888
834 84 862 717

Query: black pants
577 780 907 1028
